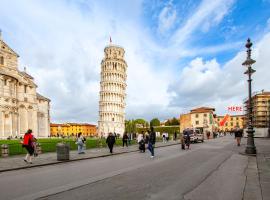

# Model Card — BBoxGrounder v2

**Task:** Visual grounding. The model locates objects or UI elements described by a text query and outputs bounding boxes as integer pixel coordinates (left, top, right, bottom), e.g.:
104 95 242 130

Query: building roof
50 123 70 127
190 107 215 113
0 39 19 57
37 93 51 102
66 123 96 127
19 71 34 80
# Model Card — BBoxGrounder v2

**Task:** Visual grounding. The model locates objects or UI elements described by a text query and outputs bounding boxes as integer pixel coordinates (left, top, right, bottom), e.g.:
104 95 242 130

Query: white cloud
1 0 269 124
157 1 177 34
168 33 270 115
0 0 173 122
170 0 235 46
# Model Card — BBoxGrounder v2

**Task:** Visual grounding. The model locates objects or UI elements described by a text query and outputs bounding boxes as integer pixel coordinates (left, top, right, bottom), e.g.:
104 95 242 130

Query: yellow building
243 90 270 137
215 115 244 132
50 123 97 137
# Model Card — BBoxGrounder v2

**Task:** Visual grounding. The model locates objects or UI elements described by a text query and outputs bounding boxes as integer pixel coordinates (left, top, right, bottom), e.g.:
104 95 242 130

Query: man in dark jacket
148 127 156 158
122 132 129 147
234 127 243 146
106 132 116 153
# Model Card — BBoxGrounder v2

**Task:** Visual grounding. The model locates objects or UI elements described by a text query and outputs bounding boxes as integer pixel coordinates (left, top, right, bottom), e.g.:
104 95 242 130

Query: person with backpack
76 132 85 154
21 129 35 164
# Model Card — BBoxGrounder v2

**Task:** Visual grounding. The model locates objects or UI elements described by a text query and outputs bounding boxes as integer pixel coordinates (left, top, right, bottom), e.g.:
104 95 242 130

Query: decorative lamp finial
24 66 26 72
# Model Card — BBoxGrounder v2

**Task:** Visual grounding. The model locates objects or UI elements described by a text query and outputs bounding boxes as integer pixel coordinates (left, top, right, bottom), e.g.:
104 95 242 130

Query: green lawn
0 138 137 156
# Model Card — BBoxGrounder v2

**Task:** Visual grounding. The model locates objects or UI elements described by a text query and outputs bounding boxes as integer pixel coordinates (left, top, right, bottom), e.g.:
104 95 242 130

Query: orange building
179 113 191 133
50 123 97 137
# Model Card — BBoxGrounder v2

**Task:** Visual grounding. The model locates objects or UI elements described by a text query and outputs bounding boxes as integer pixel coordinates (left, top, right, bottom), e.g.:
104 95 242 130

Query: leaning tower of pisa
98 42 127 137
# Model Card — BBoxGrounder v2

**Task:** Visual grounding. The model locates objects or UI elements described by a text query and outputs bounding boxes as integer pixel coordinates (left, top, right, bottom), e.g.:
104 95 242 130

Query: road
0 136 248 200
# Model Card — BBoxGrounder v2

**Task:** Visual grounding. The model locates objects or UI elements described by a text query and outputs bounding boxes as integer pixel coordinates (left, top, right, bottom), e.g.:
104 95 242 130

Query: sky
0 0 270 124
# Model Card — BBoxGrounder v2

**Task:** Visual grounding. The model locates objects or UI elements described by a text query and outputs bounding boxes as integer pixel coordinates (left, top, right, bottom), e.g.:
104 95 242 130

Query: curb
0 142 180 173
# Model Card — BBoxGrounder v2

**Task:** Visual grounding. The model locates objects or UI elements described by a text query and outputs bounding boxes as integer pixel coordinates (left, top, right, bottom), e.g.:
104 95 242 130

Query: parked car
184 129 204 143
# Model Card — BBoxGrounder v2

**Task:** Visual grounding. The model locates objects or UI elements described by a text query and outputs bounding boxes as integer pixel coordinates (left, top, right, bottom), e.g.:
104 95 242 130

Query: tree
165 117 180 126
170 117 180 125
150 118 160 127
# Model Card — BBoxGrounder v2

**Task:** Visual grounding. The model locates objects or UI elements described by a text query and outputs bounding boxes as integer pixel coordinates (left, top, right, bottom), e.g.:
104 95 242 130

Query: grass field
0 138 136 156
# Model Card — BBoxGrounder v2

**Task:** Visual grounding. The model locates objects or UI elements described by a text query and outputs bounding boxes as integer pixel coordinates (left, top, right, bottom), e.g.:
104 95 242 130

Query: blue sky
0 0 270 123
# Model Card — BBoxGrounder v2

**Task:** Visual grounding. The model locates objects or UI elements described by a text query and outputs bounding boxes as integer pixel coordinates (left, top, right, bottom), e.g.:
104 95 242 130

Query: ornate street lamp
242 38 256 155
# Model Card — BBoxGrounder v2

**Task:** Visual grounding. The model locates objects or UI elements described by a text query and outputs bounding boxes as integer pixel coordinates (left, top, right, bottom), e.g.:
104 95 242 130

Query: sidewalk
0 141 179 172
242 138 270 200
256 138 270 199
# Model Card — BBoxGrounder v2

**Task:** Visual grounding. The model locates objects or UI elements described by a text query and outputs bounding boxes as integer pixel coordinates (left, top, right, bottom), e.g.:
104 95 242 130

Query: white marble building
0 33 50 138
98 43 127 137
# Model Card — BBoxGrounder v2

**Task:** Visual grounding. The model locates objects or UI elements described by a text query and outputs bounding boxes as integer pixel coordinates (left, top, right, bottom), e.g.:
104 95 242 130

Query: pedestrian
145 132 149 144
106 132 116 153
174 131 177 141
206 131 210 139
138 131 145 153
76 132 85 154
181 133 185 150
148 127 156 158
122 132 129 147
234 127 243 146
21 129 36 164
162 133 166 143
185 131 191 150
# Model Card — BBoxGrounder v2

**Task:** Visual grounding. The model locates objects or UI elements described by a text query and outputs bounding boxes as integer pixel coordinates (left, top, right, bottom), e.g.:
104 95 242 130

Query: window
236 117 239 120
24 85 27 93
230 122 233 126
204 113 207 117
0 56 3 65
195 114 199 118
217 118 220 121
225 122 228 126
195 121 199 125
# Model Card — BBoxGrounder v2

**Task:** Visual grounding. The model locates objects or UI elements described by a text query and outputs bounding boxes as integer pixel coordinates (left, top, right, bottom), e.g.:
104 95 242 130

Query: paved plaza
0 136 269 200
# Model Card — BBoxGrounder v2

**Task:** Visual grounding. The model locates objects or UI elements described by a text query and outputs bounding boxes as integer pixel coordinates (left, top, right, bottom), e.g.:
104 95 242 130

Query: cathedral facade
0 33 50 138
98 43 127 137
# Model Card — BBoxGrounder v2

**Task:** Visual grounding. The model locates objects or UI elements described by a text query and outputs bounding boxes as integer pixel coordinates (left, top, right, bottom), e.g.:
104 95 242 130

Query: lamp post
242 38 256 155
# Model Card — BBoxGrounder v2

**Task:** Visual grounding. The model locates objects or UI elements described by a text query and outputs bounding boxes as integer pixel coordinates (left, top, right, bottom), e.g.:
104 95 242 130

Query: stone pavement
242 138 270 200
256 138 270 200
0 140 179 172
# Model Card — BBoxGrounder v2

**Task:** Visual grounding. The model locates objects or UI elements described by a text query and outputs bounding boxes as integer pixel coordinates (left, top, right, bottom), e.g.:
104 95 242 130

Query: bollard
56 143 70 161
36 143 42 155
1 144 9 157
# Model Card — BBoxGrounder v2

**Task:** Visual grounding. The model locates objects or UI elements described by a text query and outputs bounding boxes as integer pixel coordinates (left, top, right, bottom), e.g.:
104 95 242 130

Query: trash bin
56 143 70 161
1 144 9 157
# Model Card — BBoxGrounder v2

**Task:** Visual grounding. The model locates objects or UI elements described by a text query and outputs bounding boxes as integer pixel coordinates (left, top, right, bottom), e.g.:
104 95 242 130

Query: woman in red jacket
22 129 35 164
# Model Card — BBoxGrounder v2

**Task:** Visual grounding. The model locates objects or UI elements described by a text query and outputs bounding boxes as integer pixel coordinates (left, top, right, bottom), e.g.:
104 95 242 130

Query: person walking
122 132 129 147
181 133 185 150
106 132 116 153
21 129 35 164
138 131 145 153
76 132 85 154
185 130 191 150
148 127 156 158
234 127 243 146
162 133 166 143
